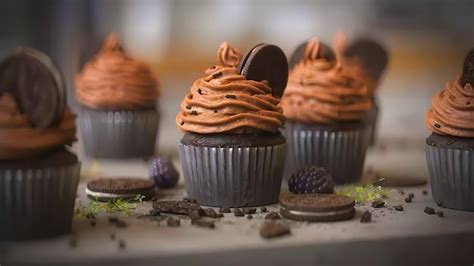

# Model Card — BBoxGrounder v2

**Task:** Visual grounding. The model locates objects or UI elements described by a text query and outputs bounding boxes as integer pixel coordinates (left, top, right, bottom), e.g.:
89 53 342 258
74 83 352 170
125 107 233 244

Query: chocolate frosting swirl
425 77 474 137
75 33 159 110
281 36 374 124
176 42 285 134
0 93 76 160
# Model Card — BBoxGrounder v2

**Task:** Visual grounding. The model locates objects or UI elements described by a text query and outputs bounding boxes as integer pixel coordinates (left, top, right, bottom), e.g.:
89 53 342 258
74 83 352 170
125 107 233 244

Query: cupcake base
179 133 287 207
285 120 370 184
78 107 159 158
426 134 474 211
0 149 80 240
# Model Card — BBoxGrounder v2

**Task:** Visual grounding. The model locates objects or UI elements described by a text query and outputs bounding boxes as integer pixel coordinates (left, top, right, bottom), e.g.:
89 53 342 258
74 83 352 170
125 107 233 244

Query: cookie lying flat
86 177 155 202
280 194 355 222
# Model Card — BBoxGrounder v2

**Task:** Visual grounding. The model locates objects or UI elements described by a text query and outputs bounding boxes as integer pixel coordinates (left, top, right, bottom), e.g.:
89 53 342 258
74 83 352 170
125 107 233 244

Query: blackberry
149 157 179 189
288 166 334 194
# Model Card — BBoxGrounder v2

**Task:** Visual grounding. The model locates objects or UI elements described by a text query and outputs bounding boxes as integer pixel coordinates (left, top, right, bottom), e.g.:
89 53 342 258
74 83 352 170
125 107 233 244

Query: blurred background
0 0 473 156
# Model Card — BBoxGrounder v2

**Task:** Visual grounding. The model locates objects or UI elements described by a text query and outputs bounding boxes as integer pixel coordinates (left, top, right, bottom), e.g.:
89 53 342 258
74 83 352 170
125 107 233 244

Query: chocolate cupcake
281 36 376 184
75 33 160 158
177 42 288 207
425 49 474 211
0 48 80 240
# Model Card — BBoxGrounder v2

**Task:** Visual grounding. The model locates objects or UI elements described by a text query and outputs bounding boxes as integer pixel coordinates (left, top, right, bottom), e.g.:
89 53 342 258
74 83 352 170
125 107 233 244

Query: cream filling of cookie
282 206 354 217
85 187 151 199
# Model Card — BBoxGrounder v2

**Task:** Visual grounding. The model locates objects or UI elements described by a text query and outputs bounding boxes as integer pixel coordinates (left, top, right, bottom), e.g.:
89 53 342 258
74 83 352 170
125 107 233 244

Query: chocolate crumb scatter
149 209 161 216
247 214 253 220
233 208 244 217
110 233 116 240
424 207 435 215
185 105 192 110
405 197 412 203
190 110 198 115
260 222 291 239
371 199 385 208
219 207 231 213
90 221 96 227
225 94 236 99
203 208 218 218
447 139 456 146
398 190 405 195
437 211 444 217
86 213 96 220
261 207 267 213
422 190 428 195
437 201 443 207
408 193 414 199
265 212 281 220
189 210 202 220
197 89 203 95
393 205 404 211
360 211 372 223
243 207 257 215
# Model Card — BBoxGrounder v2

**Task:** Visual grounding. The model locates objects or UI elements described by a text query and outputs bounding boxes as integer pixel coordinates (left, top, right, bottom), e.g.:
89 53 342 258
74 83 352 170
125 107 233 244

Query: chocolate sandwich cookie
0 47 66 128
344 38 389 81
239 43 288 98
280 194 355 222
288 40 335 70
86 177 155 202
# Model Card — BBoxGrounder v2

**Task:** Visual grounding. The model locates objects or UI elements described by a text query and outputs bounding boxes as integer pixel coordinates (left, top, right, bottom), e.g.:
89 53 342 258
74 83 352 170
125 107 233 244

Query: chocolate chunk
371 199 385 208
260 207 267 213
149 209 161 216
424 207 436 215
233 208 244 217
191 219 215 229
436 211 444 217
447 139 456 146
247 214 253 220
153 200 202 215
243 207 257 215
183 198 198 203
225 94 236 99
118 240 126 249
393 205 404 211
265 212 281 220
110 233 116 240
398 190 405 195
405 197 412 203
422 190 428 195
260 222 291 239
116 220 128 228
212 71 223 79
167 217 180 227
360 210 372 223
185 105 192 110
408 193 415 198
203 208 218 218
434 123 441 128
219 207 231 213
190 110 198 115
437 201 444 207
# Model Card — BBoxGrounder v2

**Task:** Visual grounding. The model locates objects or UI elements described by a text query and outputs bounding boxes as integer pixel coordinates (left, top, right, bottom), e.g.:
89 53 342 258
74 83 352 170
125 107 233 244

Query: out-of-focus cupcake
177 42 288 207
425 49 474 211
0 48 80 240
75 33 160 158
281 36 374 184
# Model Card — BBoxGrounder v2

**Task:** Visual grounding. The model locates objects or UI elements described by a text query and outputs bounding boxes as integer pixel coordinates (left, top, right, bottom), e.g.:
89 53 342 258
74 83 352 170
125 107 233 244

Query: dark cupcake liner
179 143 287 207
368 97 380 146
0 162 81 240
426 144 474 211
78 108 159 158
285 123 370 184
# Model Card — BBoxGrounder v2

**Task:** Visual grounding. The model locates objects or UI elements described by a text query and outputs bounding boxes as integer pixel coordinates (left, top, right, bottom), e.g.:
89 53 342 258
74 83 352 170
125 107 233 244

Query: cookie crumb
360 210 372 223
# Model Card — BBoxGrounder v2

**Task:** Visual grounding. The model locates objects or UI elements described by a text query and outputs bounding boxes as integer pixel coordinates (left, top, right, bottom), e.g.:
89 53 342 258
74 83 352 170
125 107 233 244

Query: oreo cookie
86 177 155 202
280 194 355 222
344 38 389 81
461 48 474 86
0 47 66 128
238 44 288 98
288 40 335 70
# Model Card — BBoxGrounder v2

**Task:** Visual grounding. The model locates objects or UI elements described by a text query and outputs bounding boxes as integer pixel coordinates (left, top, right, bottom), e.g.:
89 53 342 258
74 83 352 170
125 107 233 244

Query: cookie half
86 177 155 202
280 193 355 222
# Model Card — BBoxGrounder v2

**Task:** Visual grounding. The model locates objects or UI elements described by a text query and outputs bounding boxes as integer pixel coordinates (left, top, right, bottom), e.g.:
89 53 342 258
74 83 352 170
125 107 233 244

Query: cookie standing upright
177 42 288 207
0 48 80 240
425 49 474 211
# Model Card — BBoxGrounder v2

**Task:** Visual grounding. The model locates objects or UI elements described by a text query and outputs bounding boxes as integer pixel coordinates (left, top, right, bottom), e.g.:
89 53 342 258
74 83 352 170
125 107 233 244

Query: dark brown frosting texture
0 93 76 160
75 33 159 110
281 36 374 124
425 77 474 137
176 42 285 134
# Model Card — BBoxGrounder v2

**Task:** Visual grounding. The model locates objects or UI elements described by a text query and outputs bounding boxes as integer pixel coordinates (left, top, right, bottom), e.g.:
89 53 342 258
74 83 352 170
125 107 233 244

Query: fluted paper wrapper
368 97 380 146
78 108 159 158
179 143 287 207
426 144 474 211
0 163 80 240
285 123 370 184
